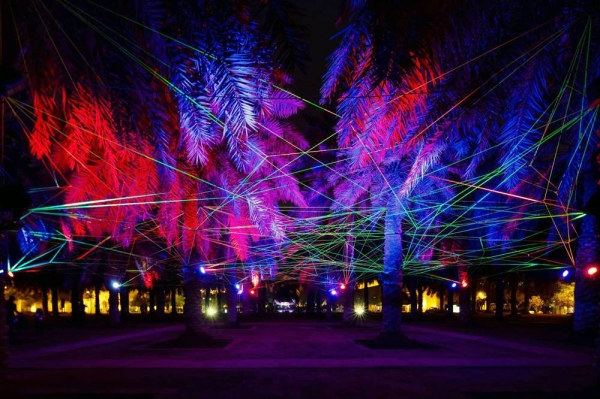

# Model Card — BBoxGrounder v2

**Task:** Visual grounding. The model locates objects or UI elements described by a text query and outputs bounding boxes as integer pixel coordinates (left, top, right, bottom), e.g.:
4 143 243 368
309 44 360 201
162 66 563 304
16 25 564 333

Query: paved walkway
3 320 598 398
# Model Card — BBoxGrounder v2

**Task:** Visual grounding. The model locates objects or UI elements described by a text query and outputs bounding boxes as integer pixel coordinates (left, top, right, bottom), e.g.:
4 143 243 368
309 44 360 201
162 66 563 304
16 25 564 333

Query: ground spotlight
111 281 120 289
355 307 365 316
200 266 206 274
562 269 569 278
451 282 457 288
206 308 217 317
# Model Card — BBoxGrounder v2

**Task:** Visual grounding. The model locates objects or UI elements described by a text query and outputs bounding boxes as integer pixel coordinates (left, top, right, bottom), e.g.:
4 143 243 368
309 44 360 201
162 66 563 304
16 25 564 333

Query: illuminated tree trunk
574 167 600 339
183 266 203 334
381 204 403 335
342 232 356 325
574 216 600 339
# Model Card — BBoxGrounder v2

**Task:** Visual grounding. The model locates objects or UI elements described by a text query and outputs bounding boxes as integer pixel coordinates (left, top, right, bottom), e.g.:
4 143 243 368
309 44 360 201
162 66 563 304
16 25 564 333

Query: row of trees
1 0 599 347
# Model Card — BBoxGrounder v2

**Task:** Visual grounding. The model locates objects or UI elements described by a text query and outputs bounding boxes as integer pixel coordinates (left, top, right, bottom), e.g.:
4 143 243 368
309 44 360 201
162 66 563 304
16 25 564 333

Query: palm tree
12 0 309 336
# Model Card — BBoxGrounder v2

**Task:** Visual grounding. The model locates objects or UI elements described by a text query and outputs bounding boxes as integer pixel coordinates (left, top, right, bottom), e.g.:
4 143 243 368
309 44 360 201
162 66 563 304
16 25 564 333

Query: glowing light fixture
111 281 120 289
451 282 457 288
562 269 569 278
206 308 217 317
200 266 206 274
461 280 468 288
355 307 365 315
587 266 598 277
330 289 338 296
340 283 346 290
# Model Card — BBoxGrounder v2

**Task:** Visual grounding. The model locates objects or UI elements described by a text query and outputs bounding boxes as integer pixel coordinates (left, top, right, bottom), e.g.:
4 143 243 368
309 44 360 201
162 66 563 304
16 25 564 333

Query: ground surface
1 313 598 398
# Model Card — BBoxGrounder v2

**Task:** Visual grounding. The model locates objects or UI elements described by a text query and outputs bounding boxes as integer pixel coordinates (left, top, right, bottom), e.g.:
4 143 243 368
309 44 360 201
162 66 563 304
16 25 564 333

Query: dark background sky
293 0 343 102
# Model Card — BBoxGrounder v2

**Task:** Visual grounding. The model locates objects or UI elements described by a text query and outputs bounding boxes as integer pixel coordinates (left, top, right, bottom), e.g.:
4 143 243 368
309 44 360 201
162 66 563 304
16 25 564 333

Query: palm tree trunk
156 287 165 320
417 281 423 316
0 274 8 382
257 285 266 315
149 289 156 317
241 284 251 316
226 282 238 325
120 286 129 319
485 279 493 313
71 284 80 322
471 283 477 313
217 284 223 316
363 282 369 312
510 272 518 317
447 285 454 316
94 284 101 314
408 276 418 318
183 266 203 334
108 286 120 326
326 291 333 321
495 273 504 320
316 289 322 314
342 232 356 324
439 281 444 310
204 284 210 314
522 274 530 314
41 286 49 316
381 205 403 334
51 282 59 318
574 213 600 339
342 282 355 323
171 287 177 315
458 267 471 323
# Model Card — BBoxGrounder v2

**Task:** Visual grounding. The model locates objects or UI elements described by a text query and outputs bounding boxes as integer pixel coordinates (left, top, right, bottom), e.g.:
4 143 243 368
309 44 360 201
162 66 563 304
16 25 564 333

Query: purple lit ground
2 315 596 398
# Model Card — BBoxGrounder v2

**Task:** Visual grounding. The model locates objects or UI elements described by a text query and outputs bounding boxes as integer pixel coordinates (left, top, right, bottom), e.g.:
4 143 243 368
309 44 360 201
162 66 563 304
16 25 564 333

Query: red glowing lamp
461 280 468 288
586 266 598 277
340 283 346 290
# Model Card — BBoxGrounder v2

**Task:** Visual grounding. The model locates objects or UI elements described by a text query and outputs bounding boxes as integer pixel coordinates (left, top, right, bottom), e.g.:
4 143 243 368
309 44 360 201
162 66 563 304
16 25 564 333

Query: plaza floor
2 315 598 398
